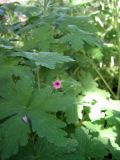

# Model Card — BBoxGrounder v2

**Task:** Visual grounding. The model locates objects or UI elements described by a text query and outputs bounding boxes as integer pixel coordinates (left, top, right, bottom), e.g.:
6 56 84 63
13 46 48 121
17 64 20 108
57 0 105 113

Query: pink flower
53 80 62 90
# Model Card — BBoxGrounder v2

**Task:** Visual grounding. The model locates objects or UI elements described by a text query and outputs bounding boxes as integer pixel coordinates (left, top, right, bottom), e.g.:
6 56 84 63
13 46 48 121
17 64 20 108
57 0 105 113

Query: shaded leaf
29 87 77 146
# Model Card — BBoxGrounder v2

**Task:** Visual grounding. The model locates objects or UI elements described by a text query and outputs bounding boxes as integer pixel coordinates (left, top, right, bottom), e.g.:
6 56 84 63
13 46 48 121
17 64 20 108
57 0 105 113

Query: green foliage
60 24 98 51
0 115 29 160
28 87 78 146
74 127 108 159
13 51 74 69
22 25 53 50
0 0 120 160
0 56 33 159
0 56 77 159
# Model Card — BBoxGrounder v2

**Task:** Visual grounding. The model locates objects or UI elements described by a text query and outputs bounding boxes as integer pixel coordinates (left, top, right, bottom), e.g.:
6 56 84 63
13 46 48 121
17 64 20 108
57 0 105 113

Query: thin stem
43 0 47 16
114 0 120 99
36 67 40 90
90 60 117 99
93 65 117 99
36 0 47 90
82 49 117 99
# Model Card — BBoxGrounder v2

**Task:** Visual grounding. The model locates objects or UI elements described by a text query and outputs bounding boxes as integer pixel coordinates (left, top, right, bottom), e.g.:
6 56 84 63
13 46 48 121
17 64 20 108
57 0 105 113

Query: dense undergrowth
0 0 120 160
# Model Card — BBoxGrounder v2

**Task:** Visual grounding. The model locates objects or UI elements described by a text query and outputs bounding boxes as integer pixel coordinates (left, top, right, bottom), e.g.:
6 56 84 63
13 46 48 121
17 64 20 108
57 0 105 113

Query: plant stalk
37 67 40 90
43 0 47 16
114 0 120 99
93 65 117 99
36 0 47 90
83 50 117 99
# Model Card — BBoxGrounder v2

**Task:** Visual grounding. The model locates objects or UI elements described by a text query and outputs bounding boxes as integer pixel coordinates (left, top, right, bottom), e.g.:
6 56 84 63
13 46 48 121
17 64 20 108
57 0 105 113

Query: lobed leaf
13 51 74 69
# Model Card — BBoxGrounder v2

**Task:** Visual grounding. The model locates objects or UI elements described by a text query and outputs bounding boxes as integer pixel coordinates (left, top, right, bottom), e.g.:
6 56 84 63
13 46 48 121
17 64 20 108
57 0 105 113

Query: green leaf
29 87 77 146
90 137 108 158
0 61 33 108
58 16 97 33
0 44 14 50
0 113 29 160
0 38 13 50
90 48 103 61
80 72 98 93
99 128 120 150
74 127 108 159
13 51 74 69
10 137 77 160
60 25 98 51
0 57 34 159
22 24 53 51
75 127 91 157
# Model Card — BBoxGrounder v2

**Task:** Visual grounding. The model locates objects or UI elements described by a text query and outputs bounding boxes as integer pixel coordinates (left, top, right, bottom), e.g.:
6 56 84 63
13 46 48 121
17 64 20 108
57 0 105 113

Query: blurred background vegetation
1 0 120 160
